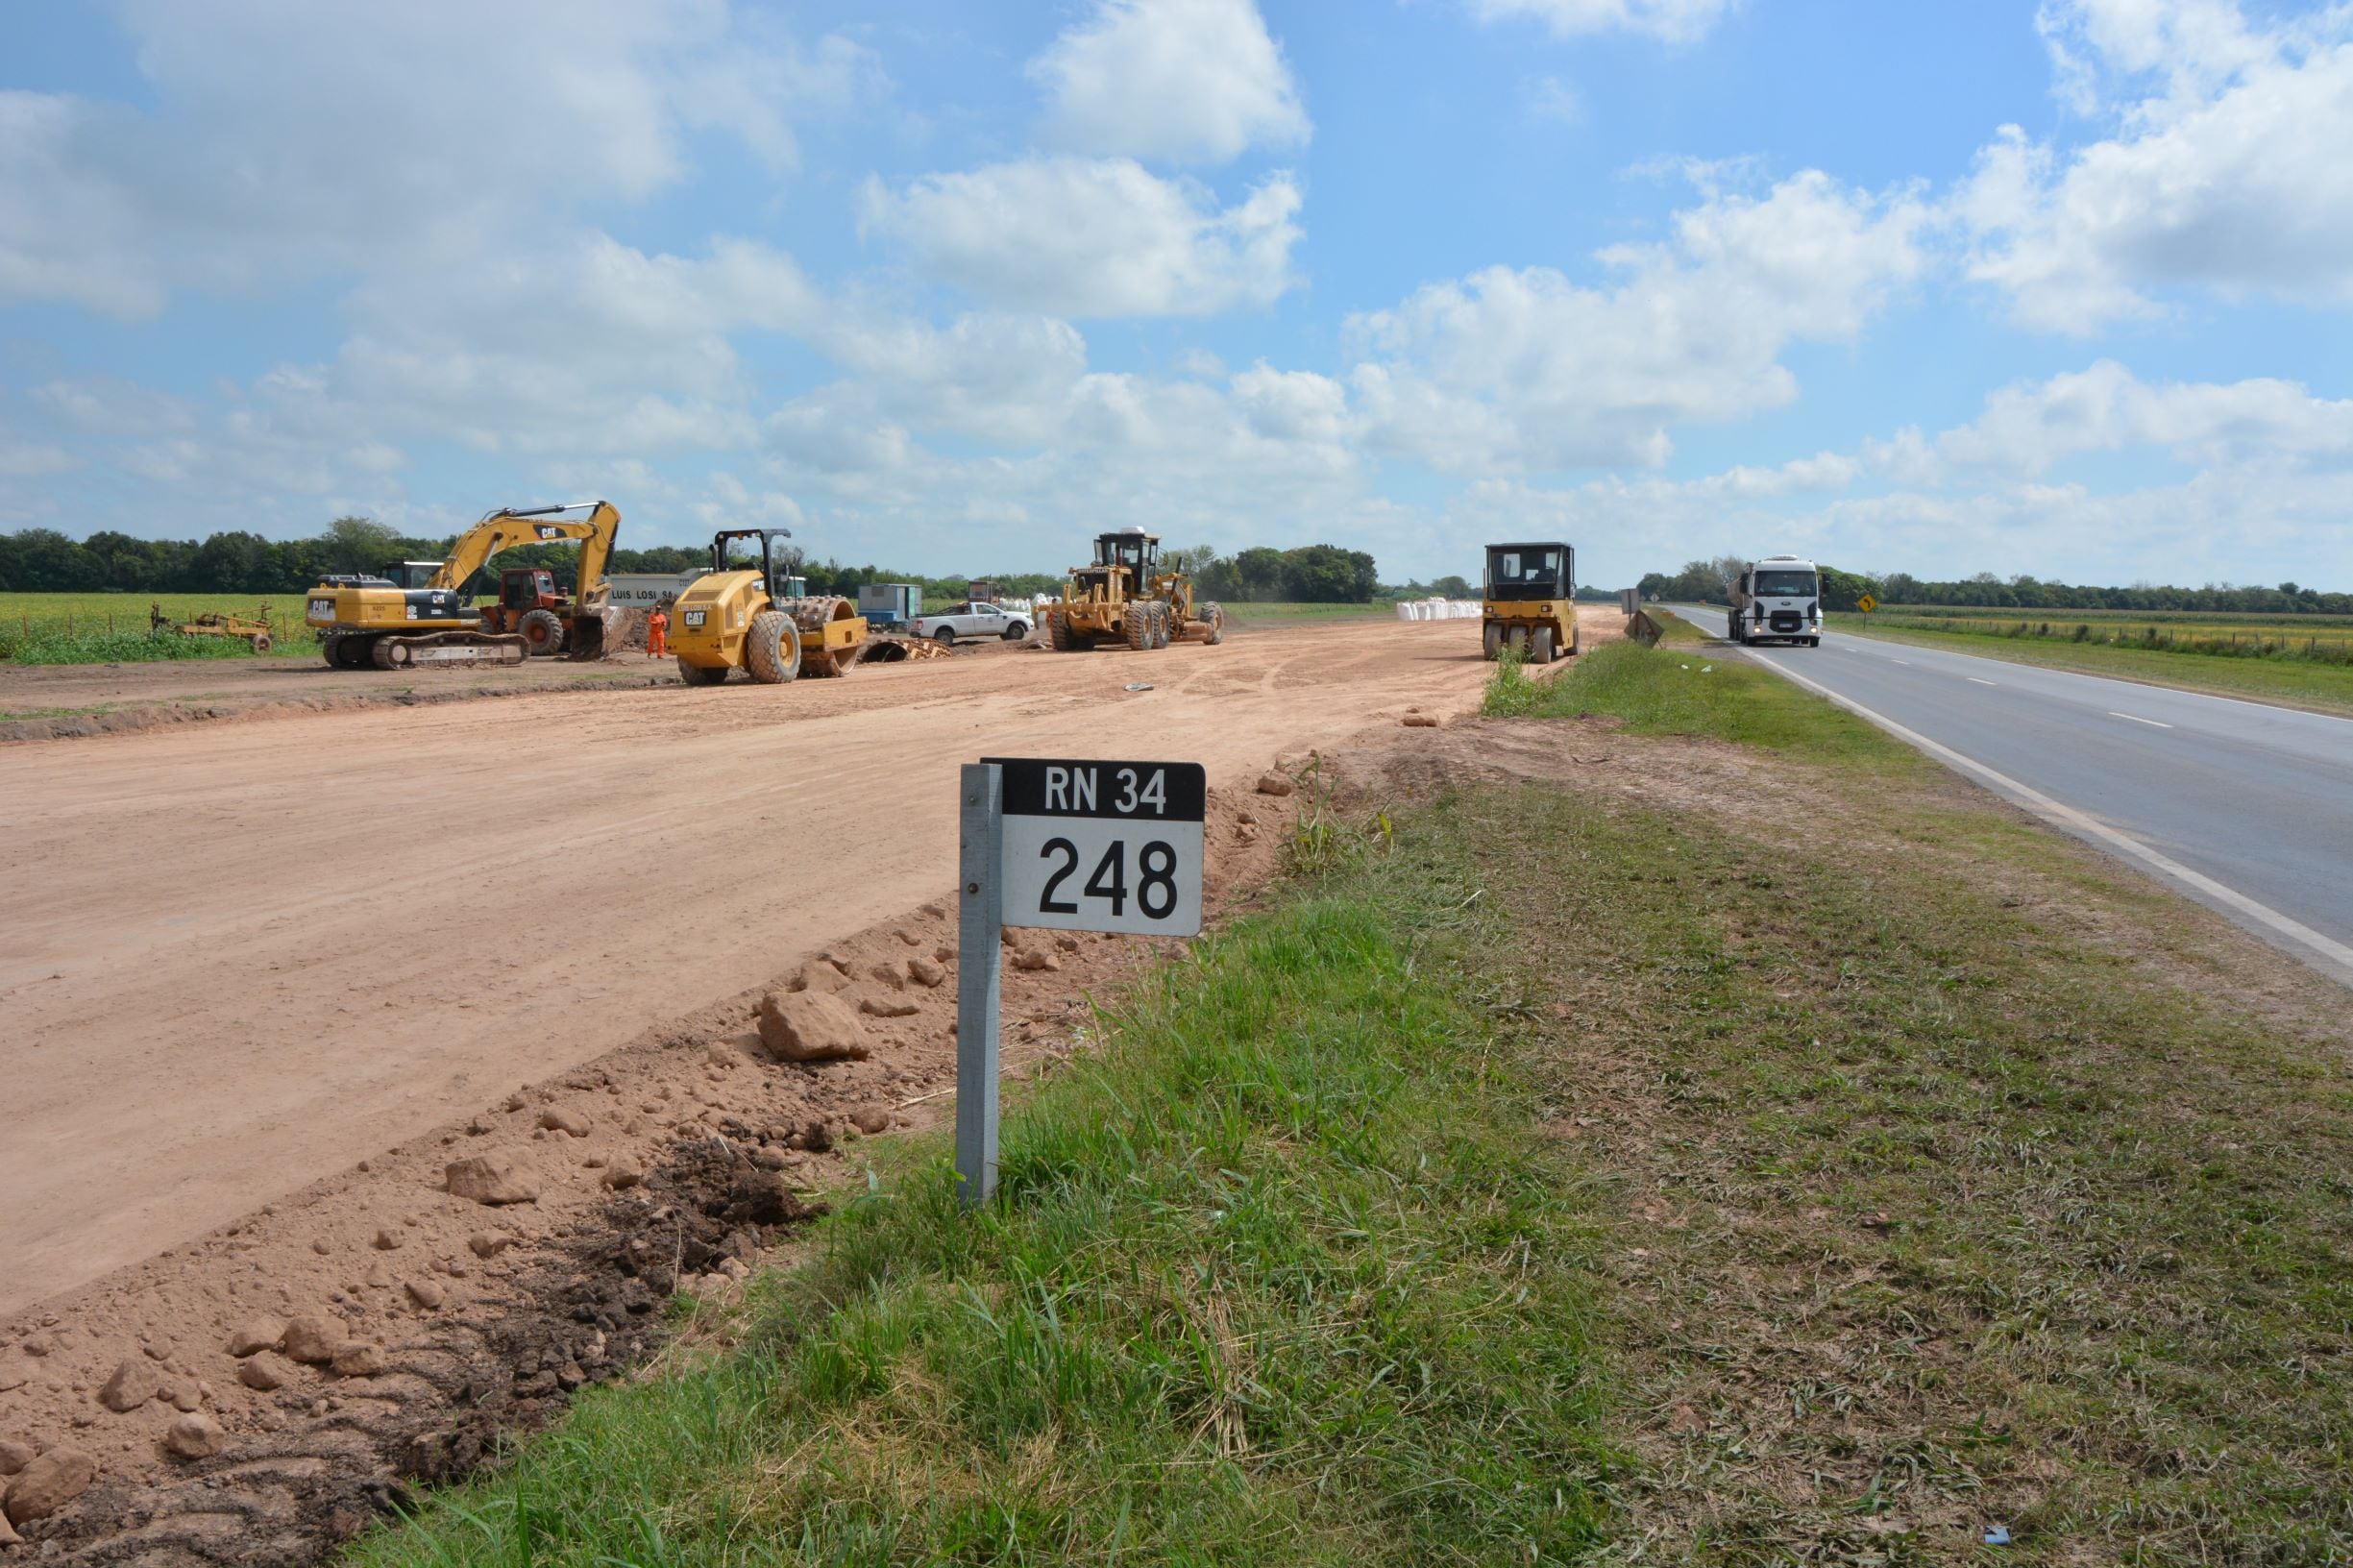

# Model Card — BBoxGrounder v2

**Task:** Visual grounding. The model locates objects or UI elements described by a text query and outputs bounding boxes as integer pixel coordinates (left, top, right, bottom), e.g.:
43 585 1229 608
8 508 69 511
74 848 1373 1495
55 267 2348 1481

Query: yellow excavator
305 502 623 670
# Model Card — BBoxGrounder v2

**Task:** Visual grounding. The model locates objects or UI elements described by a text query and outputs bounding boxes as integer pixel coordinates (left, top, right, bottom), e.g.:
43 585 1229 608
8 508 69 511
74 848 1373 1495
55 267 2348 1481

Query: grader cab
1042 529 1224 651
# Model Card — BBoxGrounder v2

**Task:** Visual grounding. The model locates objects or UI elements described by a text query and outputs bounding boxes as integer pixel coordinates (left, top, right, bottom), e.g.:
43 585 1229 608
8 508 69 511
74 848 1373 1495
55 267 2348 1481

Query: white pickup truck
907 600 1034 646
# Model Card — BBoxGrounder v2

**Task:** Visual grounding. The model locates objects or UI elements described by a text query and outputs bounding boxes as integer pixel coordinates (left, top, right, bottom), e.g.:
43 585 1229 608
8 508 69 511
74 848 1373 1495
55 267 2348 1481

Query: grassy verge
356 635 2352 1565
353 868 1618 1565
1834 616 2353 716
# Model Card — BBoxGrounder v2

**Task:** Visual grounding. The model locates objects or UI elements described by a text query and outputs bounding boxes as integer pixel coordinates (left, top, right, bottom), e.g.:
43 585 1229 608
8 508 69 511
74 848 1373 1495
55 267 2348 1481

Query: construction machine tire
1202 604 1225 645
1482 622 1502 661
1154 603 1173 649
369 637 399 671
745 610 801 684
1123 601 1152 649
250 632 272 655
1531 625 1555 663
519 608 565 657
1569 618 1581 655
320 632 344 669
678 658 729 686
1047 609 1086 651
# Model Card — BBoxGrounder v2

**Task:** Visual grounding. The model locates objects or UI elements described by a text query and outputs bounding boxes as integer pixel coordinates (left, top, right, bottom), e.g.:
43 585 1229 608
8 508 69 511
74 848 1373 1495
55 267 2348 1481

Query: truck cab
1728 555 1823 647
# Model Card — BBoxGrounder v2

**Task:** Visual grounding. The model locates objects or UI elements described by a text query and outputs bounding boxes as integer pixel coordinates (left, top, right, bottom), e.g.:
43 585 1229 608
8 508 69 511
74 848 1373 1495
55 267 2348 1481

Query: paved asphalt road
1672 605 2353 989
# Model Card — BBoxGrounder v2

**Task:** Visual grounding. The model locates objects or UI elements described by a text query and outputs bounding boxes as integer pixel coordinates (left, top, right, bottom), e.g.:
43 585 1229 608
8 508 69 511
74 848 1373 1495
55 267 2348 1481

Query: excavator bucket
566 603 621 661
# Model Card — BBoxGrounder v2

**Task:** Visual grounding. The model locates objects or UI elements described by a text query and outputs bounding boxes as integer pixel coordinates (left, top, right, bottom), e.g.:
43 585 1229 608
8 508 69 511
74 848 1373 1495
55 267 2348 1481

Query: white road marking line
1738 653 2353 987
1890 659 1912 666
1966 676 1998 686
2108 711 2173 729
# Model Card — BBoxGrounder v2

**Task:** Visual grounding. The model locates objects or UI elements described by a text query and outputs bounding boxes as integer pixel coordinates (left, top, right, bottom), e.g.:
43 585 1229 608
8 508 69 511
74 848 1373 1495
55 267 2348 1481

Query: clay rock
404 1279 446 1311
756 991 870 1063
225 1319 282 1359
1053 933 1081 952
1255 771 1295 796
907 955 947 988
159 1379 202 1412
0 1439 33 1476
788 962 851 994
1401 714 1439 727
1012 947 1061 973
163 1414 225 1460
4 1446 94 1524
280 1317 339 1366
859 995 920 1018
467 1231 513 1259
371 1227 404 1250
236 1357 287 1392
330 1341 387 1378
98 1358 161 1412
599 1161 644 1190
446 1154 540 1206
851 1106 891 1135
867 960 907 990
538 1108 591 1138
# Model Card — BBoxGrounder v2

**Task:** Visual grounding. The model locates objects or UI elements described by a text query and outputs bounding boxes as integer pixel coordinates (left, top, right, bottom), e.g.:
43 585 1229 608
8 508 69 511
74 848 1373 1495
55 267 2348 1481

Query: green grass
1834 613 2353 714
1219 601 1401 625
0 591 315 663
1483 629 1913 772
352 871 1618 1566
356 623 2353 1565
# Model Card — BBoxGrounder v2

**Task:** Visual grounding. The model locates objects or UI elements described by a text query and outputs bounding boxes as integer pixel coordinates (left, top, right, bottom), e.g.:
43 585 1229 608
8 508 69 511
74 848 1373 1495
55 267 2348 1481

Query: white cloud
1463 0 1734 44
860 158 1303 317
0 1 878 318
1347 170 1927 471
1031 0 1310 163
1927 360 2353 477
1960 1 2353 331
1525 76 1584 126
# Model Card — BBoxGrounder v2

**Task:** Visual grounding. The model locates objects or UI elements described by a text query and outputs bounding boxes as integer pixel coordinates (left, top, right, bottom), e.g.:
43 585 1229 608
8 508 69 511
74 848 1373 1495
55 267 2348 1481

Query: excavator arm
429 502 622 595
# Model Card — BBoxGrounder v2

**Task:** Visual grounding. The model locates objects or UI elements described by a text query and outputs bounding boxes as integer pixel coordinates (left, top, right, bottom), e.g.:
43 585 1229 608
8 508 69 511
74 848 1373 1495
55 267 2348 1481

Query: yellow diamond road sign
1857 593 1877 613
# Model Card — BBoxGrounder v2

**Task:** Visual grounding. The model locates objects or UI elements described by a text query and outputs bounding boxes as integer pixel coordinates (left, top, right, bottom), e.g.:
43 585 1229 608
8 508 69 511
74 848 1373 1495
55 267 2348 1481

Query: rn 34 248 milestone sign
955 756 1207 1206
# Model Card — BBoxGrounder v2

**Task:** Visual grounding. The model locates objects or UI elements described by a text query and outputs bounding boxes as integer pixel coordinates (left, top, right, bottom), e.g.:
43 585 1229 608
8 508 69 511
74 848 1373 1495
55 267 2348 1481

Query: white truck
909 600 1034 645
1727 555 1823 647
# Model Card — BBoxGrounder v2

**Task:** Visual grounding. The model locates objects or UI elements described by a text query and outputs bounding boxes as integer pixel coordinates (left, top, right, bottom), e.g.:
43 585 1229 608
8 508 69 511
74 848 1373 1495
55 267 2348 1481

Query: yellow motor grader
668 527 903 685
305 501 622 670
1042 529 1224 651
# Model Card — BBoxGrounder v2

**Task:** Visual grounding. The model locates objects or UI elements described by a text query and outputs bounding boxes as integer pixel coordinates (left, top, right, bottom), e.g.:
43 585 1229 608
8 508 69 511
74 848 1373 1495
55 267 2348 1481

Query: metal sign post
954 756 1207 1209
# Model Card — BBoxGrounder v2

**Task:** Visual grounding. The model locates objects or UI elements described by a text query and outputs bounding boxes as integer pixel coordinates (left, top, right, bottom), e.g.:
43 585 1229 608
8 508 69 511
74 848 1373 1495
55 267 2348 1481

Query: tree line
0 522 1394 605
1639 557 2351 617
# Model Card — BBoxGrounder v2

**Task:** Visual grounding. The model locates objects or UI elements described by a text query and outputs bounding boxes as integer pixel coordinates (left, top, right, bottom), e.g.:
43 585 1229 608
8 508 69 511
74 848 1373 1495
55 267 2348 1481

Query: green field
1219 600 1402 625
0 591 320 663
1832 606 2353 714
355 626 2351 1564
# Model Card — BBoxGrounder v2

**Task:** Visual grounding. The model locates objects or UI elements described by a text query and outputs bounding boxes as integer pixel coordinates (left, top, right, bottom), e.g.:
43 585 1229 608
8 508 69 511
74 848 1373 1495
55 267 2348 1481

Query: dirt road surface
0 614 1553 1316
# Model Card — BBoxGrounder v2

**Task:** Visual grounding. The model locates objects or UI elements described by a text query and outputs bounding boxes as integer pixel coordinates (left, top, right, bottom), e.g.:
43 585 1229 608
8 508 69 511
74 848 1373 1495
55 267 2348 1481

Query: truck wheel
1531 625 1555 663
677 658 729 686
933 625 957 646
1002 621 1027 641
519 608 565 656
745 611 801 684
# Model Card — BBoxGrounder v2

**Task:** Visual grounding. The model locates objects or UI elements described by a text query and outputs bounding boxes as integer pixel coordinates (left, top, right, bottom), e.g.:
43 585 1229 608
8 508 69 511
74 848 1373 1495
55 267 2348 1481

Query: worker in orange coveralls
646 604 669 658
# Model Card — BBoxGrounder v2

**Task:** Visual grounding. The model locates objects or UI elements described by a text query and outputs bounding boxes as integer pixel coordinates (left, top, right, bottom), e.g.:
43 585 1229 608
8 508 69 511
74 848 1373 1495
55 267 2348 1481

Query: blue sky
3 0 2350 590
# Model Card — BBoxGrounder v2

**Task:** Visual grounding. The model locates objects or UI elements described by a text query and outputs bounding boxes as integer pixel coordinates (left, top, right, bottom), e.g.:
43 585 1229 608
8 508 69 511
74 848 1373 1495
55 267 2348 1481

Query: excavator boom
429 501 620 594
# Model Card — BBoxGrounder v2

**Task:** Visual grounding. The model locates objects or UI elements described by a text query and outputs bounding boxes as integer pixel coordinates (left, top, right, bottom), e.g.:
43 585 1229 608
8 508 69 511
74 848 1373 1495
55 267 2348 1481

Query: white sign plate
989 757 1205 937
